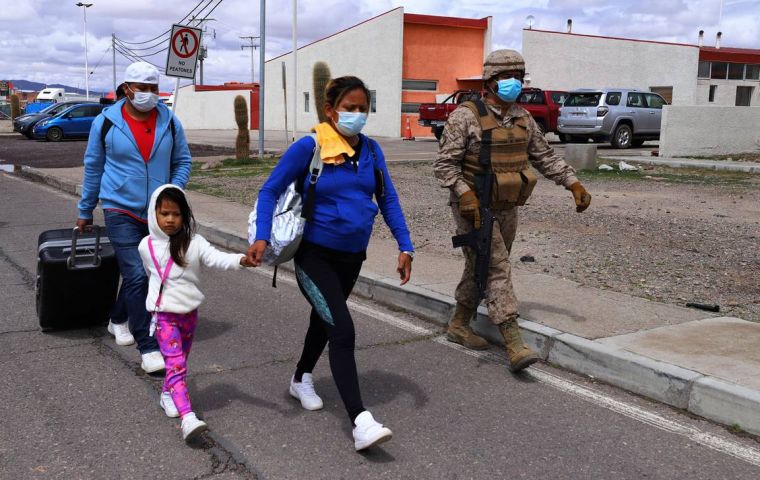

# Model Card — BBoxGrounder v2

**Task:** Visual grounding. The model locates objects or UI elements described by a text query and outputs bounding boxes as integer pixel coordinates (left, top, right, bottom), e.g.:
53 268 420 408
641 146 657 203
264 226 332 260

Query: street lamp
75 2 93 101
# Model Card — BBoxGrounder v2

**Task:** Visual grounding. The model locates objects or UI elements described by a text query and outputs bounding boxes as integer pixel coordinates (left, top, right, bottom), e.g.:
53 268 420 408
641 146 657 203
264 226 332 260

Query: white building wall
173 85 252 130
660 105 760 156
264 8 404 138
523 30 699 105
696 79 760 106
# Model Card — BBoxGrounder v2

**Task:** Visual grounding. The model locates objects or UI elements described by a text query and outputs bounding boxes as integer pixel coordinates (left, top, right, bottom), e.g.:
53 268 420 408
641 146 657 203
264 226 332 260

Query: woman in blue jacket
248 76 414 451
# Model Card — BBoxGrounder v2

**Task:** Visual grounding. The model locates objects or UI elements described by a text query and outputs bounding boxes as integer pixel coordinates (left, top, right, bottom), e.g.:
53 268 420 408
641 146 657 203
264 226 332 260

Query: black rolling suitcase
36 226 120 331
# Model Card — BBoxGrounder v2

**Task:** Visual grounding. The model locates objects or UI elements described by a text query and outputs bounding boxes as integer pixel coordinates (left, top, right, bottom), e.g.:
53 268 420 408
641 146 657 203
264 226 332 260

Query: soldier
433 49 591 372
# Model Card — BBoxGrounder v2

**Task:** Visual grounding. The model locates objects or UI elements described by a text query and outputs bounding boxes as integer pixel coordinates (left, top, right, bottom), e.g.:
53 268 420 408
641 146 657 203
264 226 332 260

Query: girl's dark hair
155 187 196 268
324 76 371 108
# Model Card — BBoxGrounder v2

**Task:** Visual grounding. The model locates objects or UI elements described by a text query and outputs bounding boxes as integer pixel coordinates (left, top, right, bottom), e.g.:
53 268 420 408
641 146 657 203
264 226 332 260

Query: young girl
139 184 252 443
248 76 414 451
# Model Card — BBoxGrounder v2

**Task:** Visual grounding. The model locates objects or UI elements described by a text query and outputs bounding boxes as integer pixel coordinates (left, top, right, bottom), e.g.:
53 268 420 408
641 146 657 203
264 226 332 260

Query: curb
10 166 760 437
599 156 760 174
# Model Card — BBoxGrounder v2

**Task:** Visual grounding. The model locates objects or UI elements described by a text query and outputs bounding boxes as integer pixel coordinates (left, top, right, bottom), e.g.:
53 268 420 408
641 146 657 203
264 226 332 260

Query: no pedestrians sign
165 24 202 79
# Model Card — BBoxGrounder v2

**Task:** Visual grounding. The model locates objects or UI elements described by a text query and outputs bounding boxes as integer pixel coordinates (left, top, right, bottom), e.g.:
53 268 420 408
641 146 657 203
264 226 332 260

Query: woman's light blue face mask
335 111 368 136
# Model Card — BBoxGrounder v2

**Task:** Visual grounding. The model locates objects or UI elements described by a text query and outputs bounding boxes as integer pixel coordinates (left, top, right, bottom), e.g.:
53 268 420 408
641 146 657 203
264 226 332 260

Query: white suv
558 89 667 149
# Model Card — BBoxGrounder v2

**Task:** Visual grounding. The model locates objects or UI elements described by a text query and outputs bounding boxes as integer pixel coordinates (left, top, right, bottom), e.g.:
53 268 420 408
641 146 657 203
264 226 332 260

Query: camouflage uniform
434 101 579 325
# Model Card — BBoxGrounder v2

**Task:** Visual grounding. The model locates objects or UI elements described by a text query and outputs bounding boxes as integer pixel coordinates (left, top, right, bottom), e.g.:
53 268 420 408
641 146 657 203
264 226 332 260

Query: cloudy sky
1 0 758 93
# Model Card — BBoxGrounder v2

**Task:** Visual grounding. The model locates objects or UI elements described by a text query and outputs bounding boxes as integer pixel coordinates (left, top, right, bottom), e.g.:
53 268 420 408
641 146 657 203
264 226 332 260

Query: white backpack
247 135 323 267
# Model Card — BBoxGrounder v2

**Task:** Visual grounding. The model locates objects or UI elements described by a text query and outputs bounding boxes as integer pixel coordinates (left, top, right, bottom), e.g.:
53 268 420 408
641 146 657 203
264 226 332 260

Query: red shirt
122 104 157 163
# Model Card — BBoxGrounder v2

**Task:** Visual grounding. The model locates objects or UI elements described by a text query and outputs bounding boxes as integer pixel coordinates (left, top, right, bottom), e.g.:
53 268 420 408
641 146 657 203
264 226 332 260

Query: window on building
710 62 728 79
728 63 745 80
369 90 377 113
698 61 711 79
708 85 717 102
402 80 437 91
746 64 760 80
736 86 754 106
401 102 422 114
304 92 309 113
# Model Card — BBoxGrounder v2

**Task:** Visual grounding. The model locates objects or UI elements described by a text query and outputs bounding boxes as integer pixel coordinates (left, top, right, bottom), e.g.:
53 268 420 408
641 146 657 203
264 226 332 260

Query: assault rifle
451 172 495 300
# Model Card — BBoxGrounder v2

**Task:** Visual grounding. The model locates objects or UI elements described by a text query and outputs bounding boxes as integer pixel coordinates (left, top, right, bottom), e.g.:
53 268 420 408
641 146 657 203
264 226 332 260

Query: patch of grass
191 157 279 179
729 423 744 434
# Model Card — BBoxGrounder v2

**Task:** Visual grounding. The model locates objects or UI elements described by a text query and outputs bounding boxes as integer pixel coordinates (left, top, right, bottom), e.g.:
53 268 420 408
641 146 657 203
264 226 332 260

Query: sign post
166 24 203 79
165 24 203 111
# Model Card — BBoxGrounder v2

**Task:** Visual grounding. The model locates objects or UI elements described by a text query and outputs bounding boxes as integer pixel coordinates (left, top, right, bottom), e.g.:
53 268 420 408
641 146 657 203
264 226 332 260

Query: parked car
516 88 568 138
33 103 105 142
418 89 482 140
13 101 85 138
558 89 667 148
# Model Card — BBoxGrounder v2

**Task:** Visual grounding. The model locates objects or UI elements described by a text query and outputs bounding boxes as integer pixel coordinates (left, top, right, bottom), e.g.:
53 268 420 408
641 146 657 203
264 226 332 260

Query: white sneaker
181 412 208 442
289 373 324 410
141 351 165 373
107 321 135 346
159 392 179 418
352 411 393 451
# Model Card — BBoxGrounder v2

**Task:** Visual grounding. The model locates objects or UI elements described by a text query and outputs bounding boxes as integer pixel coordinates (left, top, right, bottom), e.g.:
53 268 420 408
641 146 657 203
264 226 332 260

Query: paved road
2 173 759 479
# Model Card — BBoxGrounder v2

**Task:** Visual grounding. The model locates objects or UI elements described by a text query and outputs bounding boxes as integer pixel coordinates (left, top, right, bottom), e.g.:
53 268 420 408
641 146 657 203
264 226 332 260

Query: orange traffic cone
403 116 415 141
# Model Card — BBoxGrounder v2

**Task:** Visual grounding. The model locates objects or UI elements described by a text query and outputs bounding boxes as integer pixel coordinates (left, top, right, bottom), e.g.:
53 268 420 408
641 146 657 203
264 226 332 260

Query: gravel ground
189 160 760 322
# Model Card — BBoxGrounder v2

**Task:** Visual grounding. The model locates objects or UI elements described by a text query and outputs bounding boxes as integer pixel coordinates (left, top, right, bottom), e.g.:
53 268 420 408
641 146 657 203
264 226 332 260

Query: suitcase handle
67 226 102 270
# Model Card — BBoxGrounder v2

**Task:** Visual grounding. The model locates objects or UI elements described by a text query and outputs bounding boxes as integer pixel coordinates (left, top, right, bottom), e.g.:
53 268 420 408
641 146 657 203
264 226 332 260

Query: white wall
173 85 252 130
696 80 760 106
263 8 404 138
523 29 700 105
660 105 760 156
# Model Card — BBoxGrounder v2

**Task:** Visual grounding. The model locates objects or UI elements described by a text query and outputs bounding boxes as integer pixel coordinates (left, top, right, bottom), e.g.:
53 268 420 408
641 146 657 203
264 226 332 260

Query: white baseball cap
124 61 159 84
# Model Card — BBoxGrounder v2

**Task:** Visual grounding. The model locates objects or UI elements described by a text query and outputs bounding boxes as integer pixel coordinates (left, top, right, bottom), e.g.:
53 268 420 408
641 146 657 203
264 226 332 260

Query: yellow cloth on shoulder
313 122 354 165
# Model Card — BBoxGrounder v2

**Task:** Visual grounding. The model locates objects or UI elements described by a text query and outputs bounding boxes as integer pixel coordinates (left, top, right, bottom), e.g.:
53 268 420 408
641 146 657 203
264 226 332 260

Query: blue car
13 101 84 138
33 103 105 142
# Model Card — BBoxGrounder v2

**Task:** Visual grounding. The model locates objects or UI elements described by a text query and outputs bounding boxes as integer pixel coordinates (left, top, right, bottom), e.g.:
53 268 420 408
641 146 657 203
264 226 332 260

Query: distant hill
11 80 107 96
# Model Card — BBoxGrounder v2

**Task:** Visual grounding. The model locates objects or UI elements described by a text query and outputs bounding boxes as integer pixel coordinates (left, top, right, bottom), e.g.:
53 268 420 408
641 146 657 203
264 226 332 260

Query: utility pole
112 33 116 97
292 0 297 141
240 36 259 85
198 46 207 85
76 2 93 100
259 0 266 159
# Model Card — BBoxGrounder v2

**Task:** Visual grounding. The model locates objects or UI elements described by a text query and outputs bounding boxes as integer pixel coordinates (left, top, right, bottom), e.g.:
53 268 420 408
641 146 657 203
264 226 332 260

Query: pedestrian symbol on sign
165 24 202 79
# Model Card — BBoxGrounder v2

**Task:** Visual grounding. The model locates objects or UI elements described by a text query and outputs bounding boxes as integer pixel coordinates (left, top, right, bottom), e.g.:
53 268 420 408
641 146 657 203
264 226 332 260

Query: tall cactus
312 61 331 124
233 95 250 160
10 94 21 120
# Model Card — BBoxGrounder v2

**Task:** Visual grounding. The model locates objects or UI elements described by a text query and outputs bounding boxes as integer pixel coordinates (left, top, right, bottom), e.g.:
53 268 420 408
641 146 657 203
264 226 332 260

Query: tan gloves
459 190 481 228
569 182 591 212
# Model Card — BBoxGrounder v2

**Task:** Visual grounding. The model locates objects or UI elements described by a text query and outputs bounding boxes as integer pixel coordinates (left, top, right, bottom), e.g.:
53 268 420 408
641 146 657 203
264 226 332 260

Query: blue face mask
334 111 368 136
495 78 522 103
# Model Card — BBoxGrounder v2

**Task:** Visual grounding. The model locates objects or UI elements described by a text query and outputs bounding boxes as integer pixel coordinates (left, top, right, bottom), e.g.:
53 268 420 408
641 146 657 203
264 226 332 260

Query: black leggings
293 242 365 422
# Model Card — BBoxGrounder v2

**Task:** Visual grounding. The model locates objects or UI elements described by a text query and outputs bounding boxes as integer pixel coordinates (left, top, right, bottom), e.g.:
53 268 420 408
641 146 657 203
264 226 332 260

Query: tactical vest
461 100 538 208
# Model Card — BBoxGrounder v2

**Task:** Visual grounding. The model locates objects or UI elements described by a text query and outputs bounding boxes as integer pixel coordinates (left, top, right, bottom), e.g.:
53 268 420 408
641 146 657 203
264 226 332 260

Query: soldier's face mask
495 78 522 103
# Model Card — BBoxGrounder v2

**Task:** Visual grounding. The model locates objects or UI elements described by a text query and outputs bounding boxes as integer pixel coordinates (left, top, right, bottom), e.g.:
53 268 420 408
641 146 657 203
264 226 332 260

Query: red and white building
264 7 492 138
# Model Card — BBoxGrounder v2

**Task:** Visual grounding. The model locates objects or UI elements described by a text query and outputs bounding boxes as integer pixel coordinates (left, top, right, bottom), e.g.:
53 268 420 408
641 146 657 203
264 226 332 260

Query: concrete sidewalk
600 155 760 173
9 164 760 438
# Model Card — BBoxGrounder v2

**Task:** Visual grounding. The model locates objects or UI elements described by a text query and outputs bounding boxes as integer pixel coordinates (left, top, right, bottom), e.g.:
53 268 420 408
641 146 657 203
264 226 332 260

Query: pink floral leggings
155 310 198 418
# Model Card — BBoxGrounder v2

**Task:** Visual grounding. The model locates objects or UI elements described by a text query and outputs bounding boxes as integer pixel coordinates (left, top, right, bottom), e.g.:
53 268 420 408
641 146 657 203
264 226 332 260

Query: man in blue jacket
76 61 192 373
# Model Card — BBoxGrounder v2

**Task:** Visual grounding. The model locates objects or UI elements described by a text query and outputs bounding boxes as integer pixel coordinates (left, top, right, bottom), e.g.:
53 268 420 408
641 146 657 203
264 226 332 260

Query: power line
116 0 211 45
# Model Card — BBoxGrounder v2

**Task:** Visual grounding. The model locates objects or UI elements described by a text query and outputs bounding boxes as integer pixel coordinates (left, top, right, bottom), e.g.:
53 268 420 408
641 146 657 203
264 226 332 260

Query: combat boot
498 320 539 372
446 303 489 350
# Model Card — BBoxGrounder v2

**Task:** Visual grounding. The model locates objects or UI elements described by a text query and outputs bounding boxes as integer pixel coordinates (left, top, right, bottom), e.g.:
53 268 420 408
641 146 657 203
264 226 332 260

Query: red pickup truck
417 88 568 140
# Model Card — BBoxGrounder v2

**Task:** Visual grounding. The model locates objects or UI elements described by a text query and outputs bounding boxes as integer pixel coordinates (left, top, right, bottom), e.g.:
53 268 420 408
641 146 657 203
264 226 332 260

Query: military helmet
482 49 525 81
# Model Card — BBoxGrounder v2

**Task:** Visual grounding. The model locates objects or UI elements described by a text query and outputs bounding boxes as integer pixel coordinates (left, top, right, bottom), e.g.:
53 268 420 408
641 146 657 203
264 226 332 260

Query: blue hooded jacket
77 99 192 221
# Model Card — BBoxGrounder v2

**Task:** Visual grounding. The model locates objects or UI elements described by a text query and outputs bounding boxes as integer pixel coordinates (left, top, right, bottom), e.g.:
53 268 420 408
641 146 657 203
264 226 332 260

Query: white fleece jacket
138 184 244 314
